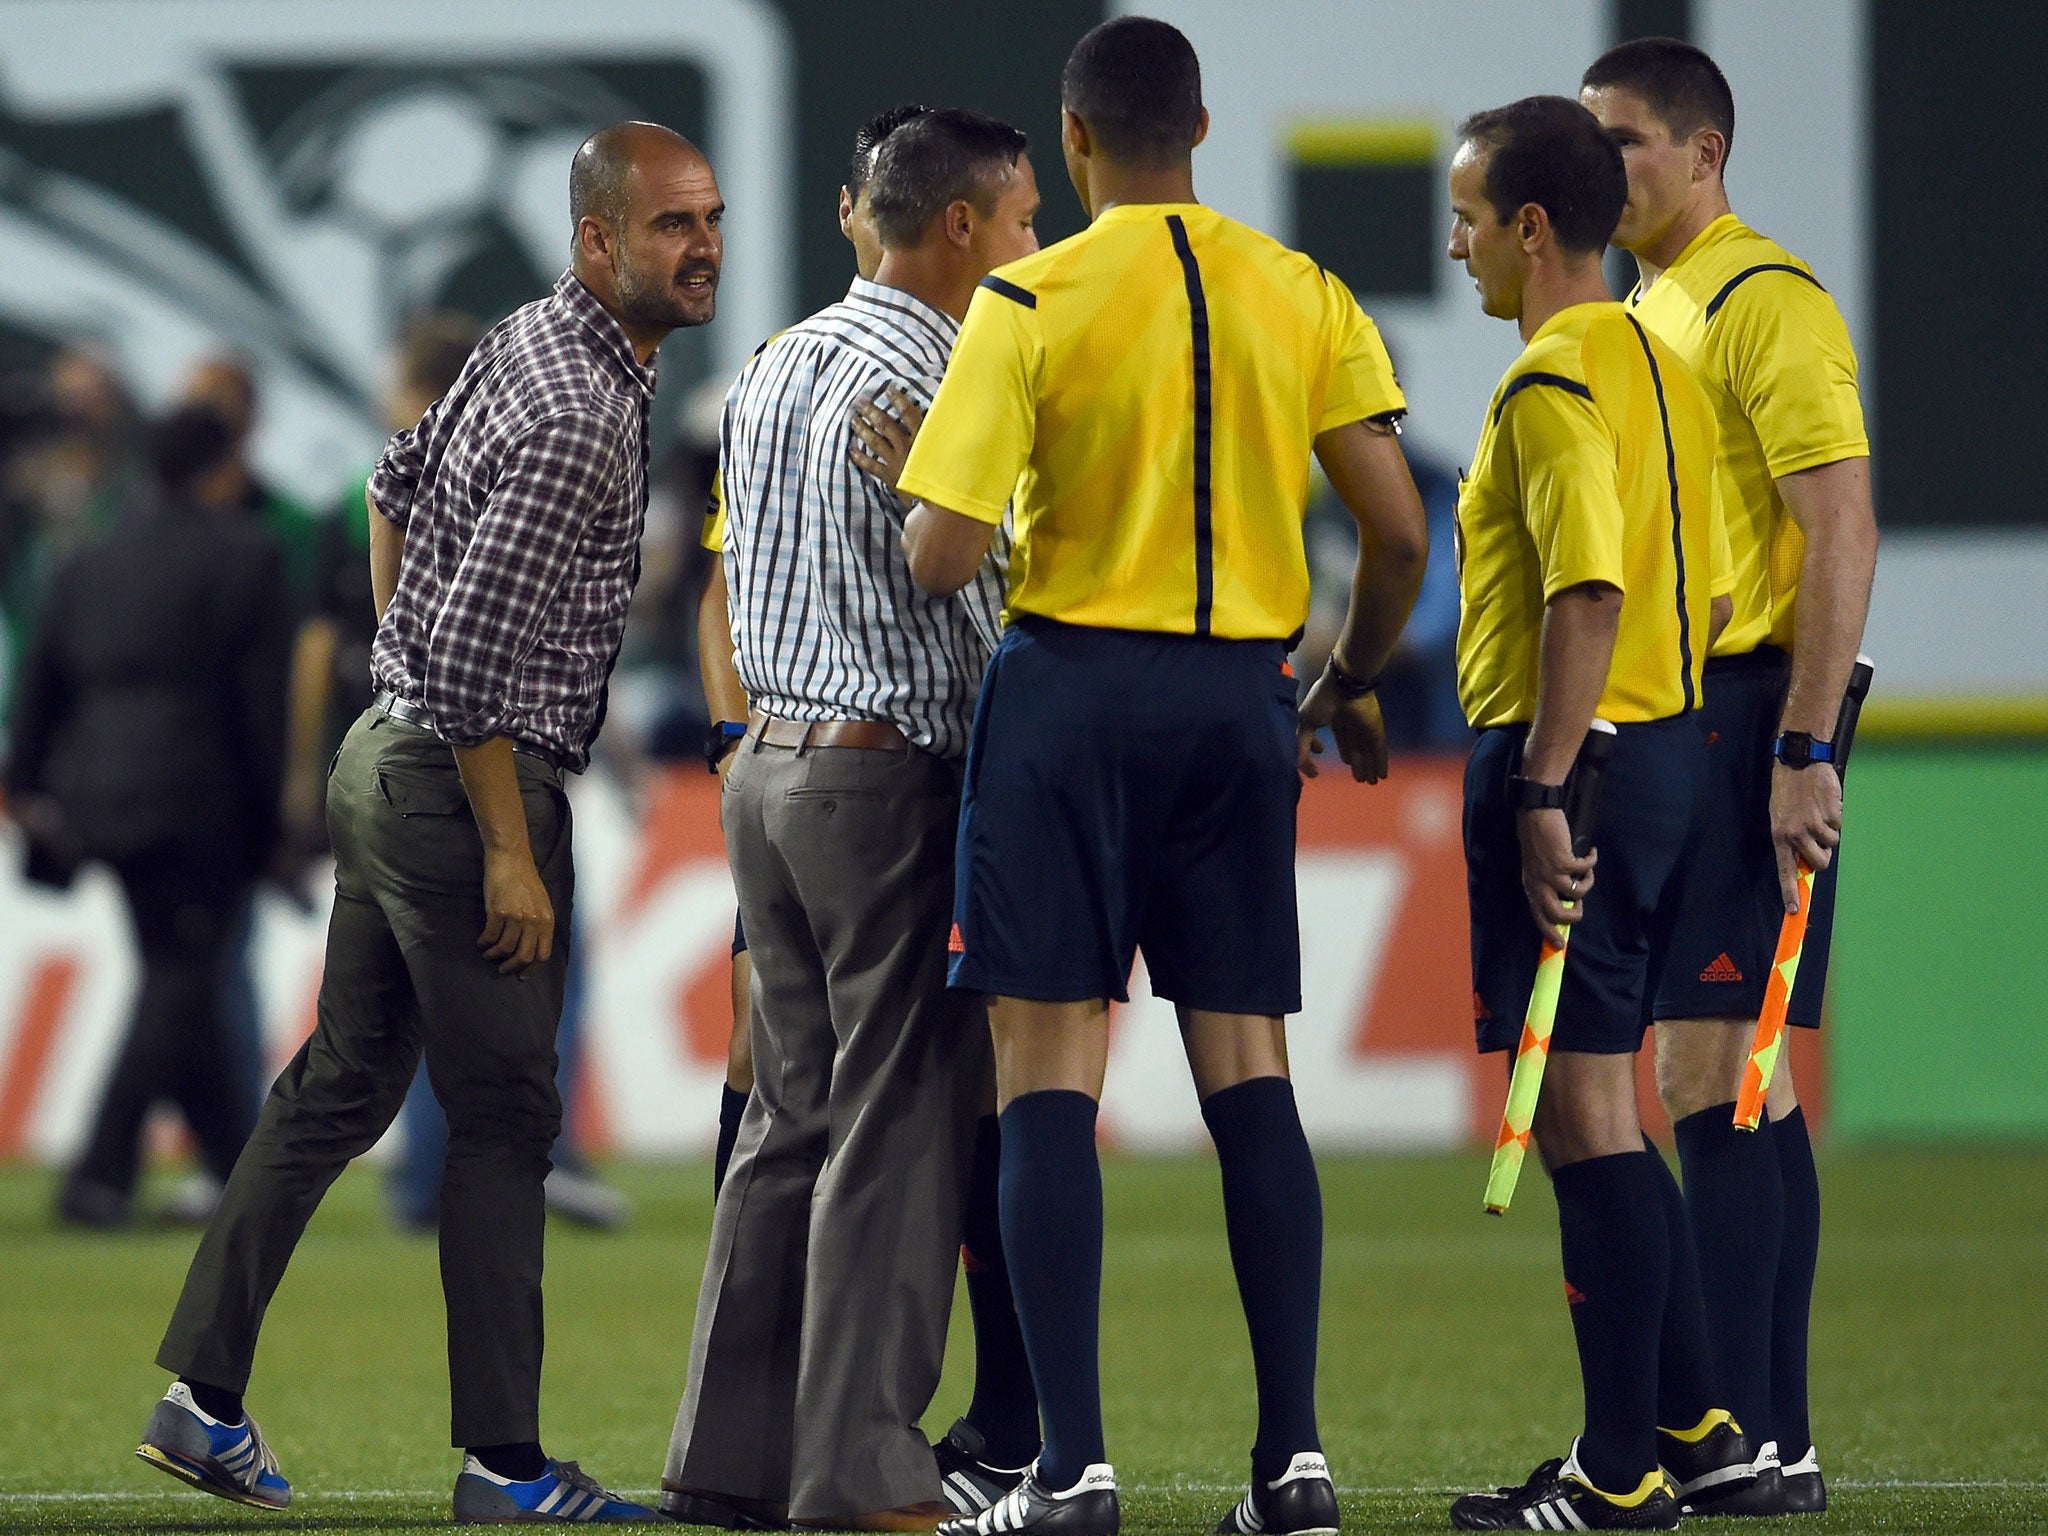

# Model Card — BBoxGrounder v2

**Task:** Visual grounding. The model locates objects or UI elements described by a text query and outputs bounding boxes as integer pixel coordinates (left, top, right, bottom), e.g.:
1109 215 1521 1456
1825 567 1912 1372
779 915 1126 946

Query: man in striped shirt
661 110 1040 1532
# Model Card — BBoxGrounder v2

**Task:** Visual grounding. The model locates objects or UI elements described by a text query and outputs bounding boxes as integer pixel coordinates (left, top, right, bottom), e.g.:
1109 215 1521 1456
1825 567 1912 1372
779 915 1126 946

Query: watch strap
1508 775 1568 810
1326 655 1382 699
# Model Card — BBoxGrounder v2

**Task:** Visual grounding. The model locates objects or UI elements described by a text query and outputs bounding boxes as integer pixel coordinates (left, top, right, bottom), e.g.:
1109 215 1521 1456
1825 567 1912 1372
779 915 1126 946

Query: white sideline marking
8 1479 2048 1502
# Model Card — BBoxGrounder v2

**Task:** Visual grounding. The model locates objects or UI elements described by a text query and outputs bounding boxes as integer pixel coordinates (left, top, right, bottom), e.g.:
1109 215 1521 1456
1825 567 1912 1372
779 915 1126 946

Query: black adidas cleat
1656 1408 1756 1506
1215 1452 1338 1535
1680 1440 1828 1518
934 1419 1031 1516
1449 1442 1678 1531
1778 1446 1827 1514
935 1463 1117 1536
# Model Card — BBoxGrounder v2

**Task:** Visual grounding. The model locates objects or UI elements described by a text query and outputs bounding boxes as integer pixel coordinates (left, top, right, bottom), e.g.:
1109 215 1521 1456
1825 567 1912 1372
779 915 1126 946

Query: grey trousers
666 739 987 1520
158 710 573 1447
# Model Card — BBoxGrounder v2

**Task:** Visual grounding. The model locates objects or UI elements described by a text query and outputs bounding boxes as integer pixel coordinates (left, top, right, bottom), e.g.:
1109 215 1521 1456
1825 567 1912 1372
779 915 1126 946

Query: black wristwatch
1325 654 1382 700
705 720 747 773
1507 775 1568 810
1772 731 1837 770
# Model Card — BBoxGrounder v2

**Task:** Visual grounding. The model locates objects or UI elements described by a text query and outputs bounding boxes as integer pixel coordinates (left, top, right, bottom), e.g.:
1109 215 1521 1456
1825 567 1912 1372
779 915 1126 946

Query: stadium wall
0 763 1819 1166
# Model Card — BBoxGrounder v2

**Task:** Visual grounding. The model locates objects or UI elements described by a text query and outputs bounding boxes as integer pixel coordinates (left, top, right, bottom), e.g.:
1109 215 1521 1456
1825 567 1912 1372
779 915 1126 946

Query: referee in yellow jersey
890 19 1426 1536
1441 98 1751 1533
1582 43 1877 1516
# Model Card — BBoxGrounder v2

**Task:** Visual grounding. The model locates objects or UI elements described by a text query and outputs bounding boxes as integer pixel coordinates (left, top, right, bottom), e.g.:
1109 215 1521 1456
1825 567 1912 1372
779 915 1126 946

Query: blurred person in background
0 347 142 721
178 354 322 601
6 402 291 1230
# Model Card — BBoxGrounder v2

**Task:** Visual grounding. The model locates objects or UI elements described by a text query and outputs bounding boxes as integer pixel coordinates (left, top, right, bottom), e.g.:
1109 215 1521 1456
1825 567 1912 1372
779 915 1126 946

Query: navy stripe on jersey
1166 213 1215 636
1703 262 1826 322
1624 313 1696 711
1492 371 1593 426
979 274 1036 309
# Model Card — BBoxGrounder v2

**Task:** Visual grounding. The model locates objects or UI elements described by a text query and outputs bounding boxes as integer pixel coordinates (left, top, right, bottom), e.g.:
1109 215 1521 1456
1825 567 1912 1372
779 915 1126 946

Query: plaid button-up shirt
368 271 655 772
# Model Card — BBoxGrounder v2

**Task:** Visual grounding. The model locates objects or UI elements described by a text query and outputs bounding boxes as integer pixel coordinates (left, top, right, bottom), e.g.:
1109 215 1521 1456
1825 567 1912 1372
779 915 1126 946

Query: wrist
1773 731 1836 769
1507 775 1567 811
705 719 747 773
1325 653 1381 699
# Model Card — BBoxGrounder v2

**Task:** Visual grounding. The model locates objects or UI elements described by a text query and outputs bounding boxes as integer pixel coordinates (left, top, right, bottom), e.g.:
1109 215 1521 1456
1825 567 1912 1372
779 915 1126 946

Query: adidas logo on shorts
1699 953 1744 983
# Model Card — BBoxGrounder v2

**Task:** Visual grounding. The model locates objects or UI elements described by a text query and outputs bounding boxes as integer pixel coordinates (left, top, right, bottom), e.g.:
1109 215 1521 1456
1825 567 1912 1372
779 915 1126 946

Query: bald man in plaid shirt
141 123 720 1525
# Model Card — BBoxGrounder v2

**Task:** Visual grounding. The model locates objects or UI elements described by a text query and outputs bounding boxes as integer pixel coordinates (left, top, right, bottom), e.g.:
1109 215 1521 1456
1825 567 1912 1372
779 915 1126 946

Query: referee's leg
986 999 1113 1495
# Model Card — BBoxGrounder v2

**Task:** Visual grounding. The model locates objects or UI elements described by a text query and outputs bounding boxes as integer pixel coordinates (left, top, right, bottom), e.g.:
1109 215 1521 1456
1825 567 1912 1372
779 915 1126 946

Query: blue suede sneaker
453 1457 661 1523
135 1382 291 1510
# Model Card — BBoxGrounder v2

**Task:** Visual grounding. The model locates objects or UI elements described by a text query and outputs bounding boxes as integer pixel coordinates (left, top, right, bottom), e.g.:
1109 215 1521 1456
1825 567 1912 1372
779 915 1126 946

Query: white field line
6 1479 2048 1502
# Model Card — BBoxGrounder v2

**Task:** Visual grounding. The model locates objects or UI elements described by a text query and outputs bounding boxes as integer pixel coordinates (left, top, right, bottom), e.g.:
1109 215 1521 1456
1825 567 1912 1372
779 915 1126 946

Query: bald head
571 121 703 230
569 121 724 355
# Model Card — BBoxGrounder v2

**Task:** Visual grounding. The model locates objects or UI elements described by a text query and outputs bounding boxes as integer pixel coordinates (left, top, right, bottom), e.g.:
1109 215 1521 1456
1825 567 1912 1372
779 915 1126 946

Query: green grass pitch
1 1147 2043 1533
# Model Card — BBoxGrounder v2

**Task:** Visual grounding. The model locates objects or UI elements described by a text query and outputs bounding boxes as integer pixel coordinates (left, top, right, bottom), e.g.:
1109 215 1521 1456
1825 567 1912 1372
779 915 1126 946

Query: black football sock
1643 1135 1723 1433
961 1113 1042 1467
179 1378 243 1425
1673 1102 1782 1446
469 1442 547 1482
712 1084 747 1195
1551 1151 1667 1496
998 1090 1105 1491
1201 1077 1324 1485
1770 1106 1821 1461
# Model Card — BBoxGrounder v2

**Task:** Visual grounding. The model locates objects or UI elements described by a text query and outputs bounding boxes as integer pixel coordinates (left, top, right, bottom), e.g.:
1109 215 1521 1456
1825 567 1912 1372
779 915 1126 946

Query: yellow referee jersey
895 202 1405 639
702 469 725 553
1455 301 1726 729
1627 214 1868 656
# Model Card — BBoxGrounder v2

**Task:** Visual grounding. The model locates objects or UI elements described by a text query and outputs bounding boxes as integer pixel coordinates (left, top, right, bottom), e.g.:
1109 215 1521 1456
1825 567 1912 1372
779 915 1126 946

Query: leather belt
371 689 567 778
746 712 909 752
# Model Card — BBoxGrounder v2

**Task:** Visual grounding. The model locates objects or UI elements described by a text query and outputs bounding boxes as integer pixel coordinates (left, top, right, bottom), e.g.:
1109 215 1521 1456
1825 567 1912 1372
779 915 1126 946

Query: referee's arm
904 500 996 595
1295 417 1428 782
1315 417 1429 683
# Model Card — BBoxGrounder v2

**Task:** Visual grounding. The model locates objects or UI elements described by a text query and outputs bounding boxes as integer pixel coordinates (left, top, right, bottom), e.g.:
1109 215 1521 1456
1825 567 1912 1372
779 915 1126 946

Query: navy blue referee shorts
1466 714 1705 1055
1651 645 1841 1027
949 615 1302 1016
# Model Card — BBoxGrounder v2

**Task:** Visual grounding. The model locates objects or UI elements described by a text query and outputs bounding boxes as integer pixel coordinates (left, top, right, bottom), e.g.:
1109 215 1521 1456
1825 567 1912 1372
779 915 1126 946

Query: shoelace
551 1461 623 1503
1491 1458 1564 1498
242 1418 281 1482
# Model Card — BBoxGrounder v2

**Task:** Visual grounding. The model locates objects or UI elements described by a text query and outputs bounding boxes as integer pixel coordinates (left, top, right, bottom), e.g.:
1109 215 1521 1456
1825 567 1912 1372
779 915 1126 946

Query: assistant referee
1583 43 1878 1515
895 20 1426 1536
1440 97 1745 1533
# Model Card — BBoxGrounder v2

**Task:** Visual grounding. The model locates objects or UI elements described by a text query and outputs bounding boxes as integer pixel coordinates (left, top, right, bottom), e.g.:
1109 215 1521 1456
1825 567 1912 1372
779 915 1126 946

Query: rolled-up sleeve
419 408 621 744
366 387 453 529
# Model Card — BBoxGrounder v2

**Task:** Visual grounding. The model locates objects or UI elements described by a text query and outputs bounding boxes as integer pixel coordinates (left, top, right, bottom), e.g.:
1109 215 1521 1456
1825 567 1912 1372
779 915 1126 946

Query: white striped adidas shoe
135 1381 291 1510
453 1456 661 1523
1215 1452 1339 1535
935 1462 1118 1536
1448 1440 1679 1531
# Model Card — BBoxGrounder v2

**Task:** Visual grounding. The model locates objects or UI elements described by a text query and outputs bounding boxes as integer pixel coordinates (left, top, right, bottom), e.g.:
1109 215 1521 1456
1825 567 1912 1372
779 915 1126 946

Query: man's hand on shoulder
1769 760 1842 913
848 383 926 491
